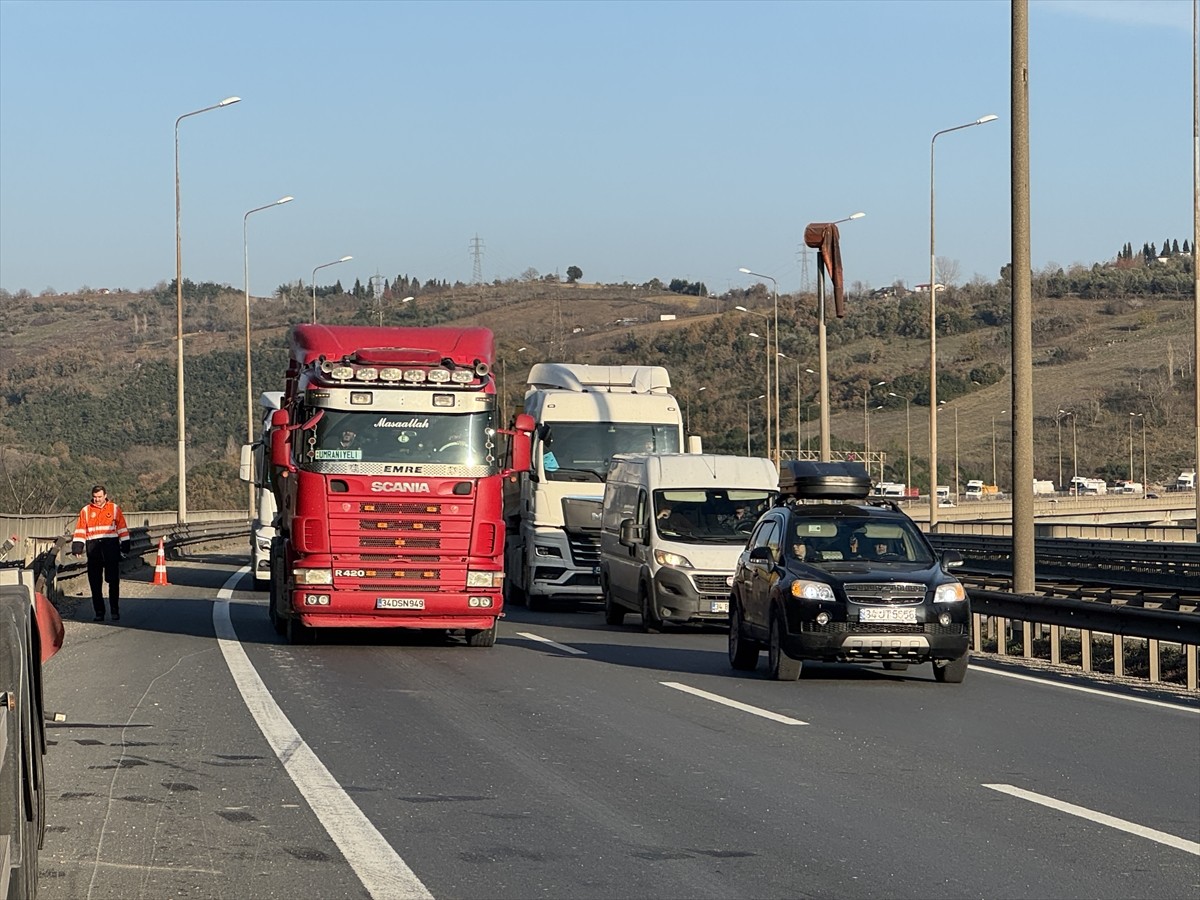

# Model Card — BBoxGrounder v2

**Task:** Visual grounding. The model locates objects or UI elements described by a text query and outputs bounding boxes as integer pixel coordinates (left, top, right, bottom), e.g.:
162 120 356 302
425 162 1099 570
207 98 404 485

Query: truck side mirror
507 413 535 473
269 408 293 471
239 444 255 483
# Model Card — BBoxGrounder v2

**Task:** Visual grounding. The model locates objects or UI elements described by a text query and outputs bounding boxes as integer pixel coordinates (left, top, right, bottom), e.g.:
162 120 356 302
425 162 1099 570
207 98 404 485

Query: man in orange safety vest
71 484 130 622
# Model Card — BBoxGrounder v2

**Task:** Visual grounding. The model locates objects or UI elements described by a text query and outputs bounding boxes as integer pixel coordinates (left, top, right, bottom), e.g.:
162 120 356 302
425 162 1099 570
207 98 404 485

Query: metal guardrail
929 532 1200 592
27 519 248 602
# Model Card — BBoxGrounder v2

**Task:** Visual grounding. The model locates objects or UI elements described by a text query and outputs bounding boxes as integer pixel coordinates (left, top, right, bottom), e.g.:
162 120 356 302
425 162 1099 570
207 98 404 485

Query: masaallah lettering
374 416 430 428
371 481 432 493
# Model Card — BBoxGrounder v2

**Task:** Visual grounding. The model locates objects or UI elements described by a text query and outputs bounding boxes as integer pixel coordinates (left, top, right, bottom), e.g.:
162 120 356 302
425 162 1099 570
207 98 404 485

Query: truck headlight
653 549 693 568
294 568 332 585
467 570 503 588
934 582 966 603
791 580 835 601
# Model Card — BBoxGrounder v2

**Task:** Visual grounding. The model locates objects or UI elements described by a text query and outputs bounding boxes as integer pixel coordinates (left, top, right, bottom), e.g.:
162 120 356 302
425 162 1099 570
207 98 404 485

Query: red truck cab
266 325 531 645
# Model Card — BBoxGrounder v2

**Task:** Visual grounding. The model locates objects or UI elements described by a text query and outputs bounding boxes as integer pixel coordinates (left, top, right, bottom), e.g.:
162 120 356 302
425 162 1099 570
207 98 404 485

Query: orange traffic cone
152 538 169 585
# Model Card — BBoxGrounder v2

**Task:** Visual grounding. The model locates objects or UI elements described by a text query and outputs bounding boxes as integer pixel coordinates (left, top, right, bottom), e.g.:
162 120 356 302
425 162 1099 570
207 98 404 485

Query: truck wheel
466 620 497 648
933 650 969 683
728 602 760 671
640 585 662 634
603 591 625 626
285 614 310 645
767 612 801 681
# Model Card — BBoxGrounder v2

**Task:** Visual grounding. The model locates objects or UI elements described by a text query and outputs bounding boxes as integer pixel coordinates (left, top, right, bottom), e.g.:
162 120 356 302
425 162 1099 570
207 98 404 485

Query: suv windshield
788 516 934 566
654 489 775 543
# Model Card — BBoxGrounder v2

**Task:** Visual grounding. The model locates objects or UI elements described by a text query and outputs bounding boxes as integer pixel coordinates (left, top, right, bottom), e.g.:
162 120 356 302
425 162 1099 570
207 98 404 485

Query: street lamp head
338 255 353 262
976 114 999 124
275 196 294 205
738 267 752 275
517 346 527 353
401 296 414 303
805 368 815 374
219 97 242 106
748 332 762 339
735 305 749 312
848 211 866 220
698 386 707 393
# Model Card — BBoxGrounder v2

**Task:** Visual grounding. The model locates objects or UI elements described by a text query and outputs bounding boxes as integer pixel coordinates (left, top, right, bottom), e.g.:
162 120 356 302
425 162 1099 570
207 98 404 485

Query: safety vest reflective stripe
73 502 130 543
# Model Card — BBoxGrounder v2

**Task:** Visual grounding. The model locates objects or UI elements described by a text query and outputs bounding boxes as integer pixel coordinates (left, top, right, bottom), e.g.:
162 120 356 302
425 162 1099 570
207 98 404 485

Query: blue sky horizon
0 0 1194 298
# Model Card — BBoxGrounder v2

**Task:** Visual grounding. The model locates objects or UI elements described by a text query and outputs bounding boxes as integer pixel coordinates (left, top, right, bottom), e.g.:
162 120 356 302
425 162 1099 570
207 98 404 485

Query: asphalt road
38 551 1200 900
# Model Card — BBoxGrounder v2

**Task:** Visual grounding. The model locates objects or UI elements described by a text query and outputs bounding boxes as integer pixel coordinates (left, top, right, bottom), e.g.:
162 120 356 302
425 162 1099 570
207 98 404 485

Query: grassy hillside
0 268 1195 513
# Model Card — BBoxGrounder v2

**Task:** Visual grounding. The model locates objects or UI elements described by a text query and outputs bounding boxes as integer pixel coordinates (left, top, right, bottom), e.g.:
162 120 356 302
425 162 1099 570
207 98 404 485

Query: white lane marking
515 631 587 655
661 682 808 726
971 665 1200 713
983 783 1200 856
215 570 434 900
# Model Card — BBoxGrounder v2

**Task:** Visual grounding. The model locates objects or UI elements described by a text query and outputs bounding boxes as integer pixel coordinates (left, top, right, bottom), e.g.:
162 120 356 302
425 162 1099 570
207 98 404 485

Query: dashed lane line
514 631 587 655
662 682 808 726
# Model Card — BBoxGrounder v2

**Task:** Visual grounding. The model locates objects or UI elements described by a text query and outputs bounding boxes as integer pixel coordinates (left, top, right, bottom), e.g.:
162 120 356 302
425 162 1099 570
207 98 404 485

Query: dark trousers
86 538 121 616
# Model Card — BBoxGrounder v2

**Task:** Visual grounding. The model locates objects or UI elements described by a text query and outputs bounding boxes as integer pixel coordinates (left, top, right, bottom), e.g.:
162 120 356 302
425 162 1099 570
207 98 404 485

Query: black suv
728 462 970 682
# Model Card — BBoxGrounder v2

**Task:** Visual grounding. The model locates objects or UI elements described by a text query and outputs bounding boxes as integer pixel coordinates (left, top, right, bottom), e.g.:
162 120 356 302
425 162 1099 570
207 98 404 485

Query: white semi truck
504 364 686 610
239 390 284 589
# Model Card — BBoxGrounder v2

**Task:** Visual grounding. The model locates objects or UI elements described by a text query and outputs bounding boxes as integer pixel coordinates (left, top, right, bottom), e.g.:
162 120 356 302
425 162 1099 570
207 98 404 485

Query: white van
599 453 778 630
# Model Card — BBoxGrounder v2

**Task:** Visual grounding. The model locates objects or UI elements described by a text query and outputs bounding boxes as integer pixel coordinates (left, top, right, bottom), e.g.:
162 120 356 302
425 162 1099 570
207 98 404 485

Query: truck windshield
653 489 775 542
306 410 495 467
541 423 680 481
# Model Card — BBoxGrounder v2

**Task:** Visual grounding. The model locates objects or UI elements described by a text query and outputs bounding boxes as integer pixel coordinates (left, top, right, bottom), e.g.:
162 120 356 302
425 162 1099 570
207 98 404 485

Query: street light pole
243 195 294 519
928 114 998 530
1131 412 1147 488
889 392 912 493
991 410 1007 489
811 213 865 462
311 256 353 323
175 96 241 524
745 394 765 457
686 386 707 435
380 294 414 328
743 323 772 460
1056 409 1067 492
863 380 887 468
737 272 779 468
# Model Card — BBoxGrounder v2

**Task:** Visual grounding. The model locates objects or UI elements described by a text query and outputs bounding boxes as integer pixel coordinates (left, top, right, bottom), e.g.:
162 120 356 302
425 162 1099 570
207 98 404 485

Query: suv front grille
800 621 967 635
844 582 927 604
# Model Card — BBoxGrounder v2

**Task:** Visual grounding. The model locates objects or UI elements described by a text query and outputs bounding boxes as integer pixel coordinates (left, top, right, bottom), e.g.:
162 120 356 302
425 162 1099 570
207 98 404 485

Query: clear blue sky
0 0 1194 298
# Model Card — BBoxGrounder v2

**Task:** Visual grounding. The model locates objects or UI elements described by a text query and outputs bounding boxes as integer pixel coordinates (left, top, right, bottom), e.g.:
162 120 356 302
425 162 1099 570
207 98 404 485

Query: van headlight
791 580 835 601
294 568 332 585
653 549 694 568
934 582 966 603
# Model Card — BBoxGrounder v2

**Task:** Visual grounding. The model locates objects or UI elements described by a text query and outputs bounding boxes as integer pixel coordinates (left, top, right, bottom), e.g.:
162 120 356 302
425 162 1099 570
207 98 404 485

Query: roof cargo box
779 461 871 500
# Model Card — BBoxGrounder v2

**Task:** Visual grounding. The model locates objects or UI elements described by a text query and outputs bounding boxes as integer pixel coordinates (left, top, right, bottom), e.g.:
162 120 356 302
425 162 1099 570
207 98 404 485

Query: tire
728 602 759 671
466 620 497 647
640 584 662 634
882 661 909 671
285 613 310 645
933 650 969 683
767 611 802 681
604 591 626 626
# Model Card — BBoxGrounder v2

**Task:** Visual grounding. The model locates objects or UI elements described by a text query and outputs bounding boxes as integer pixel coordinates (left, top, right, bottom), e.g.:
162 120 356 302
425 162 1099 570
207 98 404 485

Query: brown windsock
804 223 845 317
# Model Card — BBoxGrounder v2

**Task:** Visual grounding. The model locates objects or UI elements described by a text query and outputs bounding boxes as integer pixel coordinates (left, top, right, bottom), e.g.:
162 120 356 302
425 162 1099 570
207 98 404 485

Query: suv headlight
294 568 332 585
791 580 835 601
934 582 966 603
654 549 694 568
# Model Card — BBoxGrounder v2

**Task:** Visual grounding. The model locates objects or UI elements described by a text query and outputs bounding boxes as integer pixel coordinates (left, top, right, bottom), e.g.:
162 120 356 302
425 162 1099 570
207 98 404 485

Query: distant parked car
1146 492 1159 499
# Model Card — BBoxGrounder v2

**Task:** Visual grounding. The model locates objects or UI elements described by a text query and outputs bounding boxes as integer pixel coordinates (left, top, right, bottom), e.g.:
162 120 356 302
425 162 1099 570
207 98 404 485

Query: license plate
859 606 917 624
710 600 729 614
376 597 425 610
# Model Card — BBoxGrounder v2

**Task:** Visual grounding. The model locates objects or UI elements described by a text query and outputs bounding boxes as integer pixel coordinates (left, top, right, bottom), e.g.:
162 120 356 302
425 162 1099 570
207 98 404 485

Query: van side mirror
618 517 643 548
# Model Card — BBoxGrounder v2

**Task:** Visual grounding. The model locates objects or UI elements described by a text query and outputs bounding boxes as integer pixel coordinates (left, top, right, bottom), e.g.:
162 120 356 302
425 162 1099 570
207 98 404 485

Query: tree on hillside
520 267 540 282
566 265 582 284
1184 239 1191 254
1172 239 1180 255
935 257 961 287
1161 238 1172 258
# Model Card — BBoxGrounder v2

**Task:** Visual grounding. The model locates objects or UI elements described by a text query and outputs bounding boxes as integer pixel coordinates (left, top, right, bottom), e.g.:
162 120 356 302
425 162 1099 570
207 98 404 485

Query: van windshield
653 489 775 542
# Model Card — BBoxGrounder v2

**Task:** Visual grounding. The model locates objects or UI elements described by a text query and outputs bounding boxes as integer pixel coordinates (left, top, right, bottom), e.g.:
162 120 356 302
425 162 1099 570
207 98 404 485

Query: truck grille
568 534 600 567
844 582 927 604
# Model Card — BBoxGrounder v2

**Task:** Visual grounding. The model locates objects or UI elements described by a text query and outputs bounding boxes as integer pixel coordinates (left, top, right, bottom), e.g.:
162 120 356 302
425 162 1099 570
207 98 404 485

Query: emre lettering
371 481 432 493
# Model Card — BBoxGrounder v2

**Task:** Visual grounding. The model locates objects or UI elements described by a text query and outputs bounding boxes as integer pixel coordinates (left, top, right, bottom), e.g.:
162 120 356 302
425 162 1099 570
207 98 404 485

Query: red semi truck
261 324 531 645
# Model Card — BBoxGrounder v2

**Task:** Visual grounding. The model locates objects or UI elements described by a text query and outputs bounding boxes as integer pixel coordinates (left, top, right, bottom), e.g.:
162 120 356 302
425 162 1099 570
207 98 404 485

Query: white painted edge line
970 665 1200 714
661 682 808 726
215 570 434 900
514 631 587 655
983 783 1200 857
